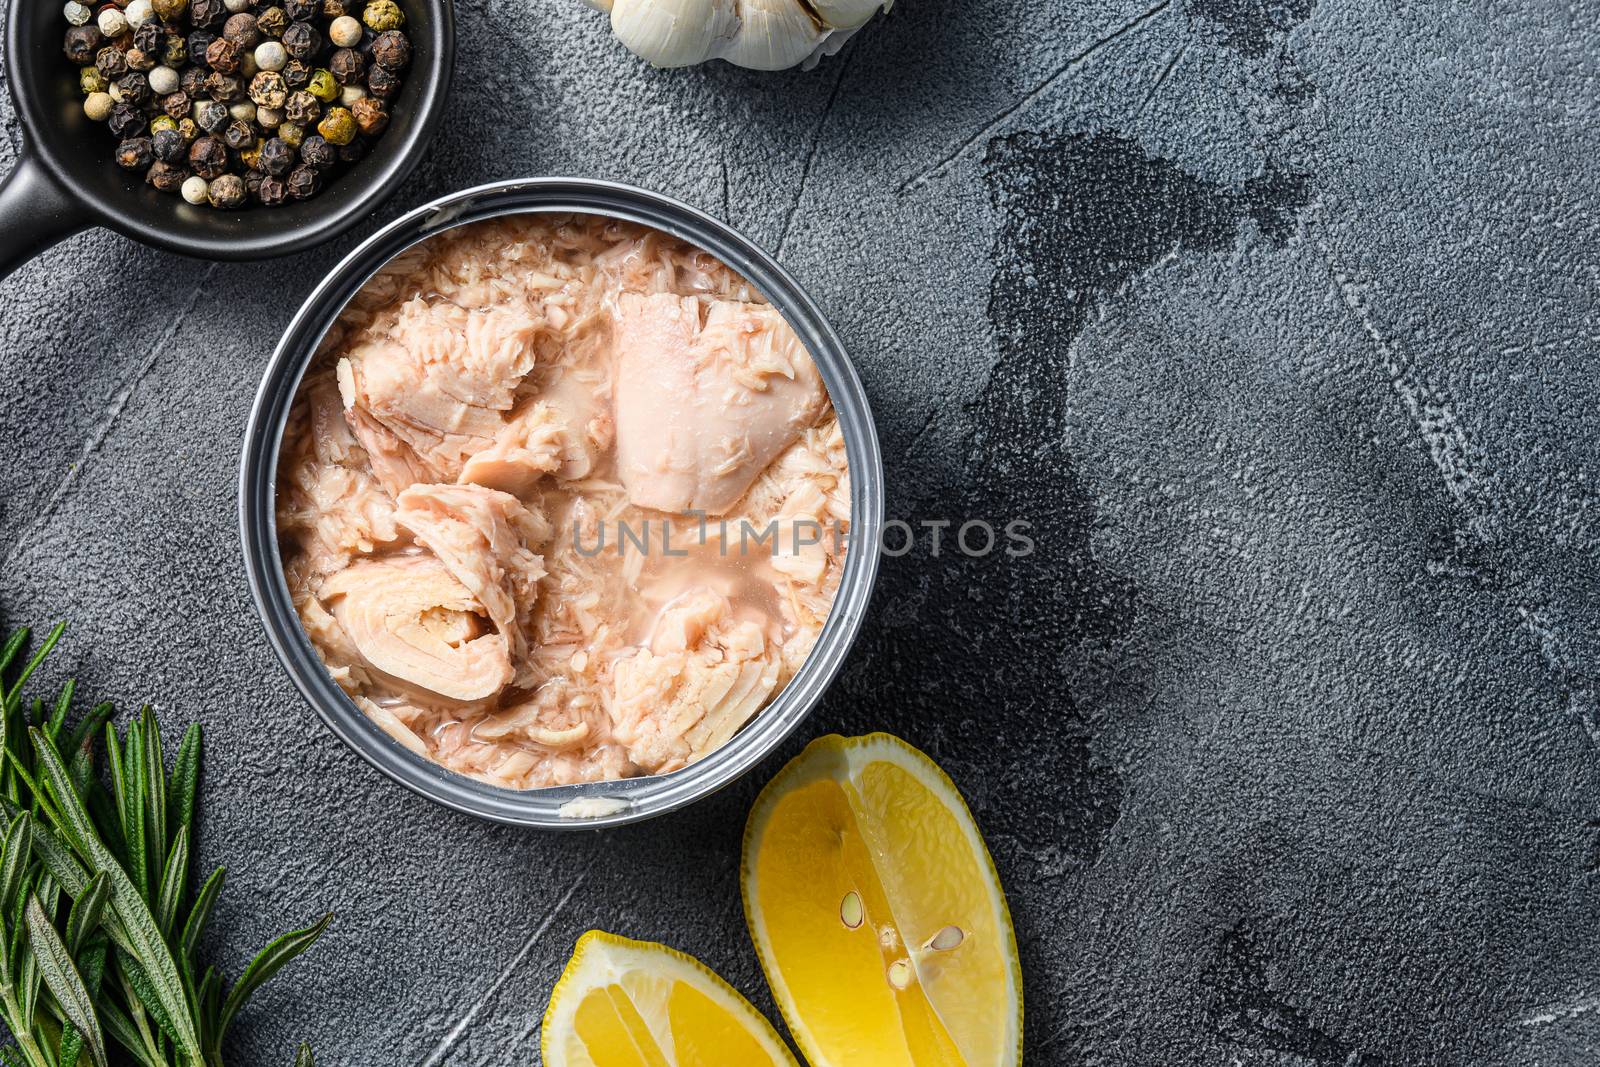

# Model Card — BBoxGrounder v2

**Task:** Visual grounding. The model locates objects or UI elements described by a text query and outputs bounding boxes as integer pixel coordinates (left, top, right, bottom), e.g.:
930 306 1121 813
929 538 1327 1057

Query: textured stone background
3 0 1600 1062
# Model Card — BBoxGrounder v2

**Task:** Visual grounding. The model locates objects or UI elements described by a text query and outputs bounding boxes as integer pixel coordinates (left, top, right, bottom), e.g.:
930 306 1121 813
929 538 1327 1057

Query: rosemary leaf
0 814 31 916
25 895 107 1067
60 933 108 1067
65 872 109 955
46 681 75 743
294 1042 315 1067
121 723 148 903
179 868 224 973
0 631 28 680
167 726 200 847
154 827 189 938
140 711 168 903
215 913 333 1046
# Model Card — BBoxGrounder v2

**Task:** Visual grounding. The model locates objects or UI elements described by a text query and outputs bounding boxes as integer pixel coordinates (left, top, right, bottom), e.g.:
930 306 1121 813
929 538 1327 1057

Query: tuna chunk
318 556 512 702
337 297 545 493
614 294 825 515
605 587 780 771
395 483 548 682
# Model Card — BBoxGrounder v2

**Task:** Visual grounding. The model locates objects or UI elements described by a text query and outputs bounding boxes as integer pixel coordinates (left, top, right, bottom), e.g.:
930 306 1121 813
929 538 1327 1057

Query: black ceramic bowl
0 0 454 280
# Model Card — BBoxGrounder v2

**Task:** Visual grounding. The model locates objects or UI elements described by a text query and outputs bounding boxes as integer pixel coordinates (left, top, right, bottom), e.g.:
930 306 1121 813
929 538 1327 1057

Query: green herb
0 624 330 1066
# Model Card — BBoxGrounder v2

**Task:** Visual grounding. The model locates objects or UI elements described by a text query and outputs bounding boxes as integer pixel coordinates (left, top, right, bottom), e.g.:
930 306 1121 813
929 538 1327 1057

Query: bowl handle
0 150 90 284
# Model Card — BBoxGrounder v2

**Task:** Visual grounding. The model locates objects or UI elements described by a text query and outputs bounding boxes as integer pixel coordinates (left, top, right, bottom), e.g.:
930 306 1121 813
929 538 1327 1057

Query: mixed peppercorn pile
62 0 411 209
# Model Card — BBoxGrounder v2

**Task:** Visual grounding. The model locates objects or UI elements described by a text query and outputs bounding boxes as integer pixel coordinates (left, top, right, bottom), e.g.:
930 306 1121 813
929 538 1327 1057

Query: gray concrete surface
3 0 1599 1062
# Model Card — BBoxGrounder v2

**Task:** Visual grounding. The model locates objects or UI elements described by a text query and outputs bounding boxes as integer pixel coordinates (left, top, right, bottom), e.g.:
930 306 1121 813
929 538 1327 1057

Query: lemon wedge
742 733 1023 1067
541 930 799 1067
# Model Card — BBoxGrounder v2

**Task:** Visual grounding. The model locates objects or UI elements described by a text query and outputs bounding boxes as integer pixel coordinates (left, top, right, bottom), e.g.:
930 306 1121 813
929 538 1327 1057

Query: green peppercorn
315 105 355 145
299 133 334 169
256 173 288 205
176 116 199 141
152 126 185 161
95 48 128 80
161 33 187 66
207 173 247 208
281 21 321 62
285 163 321 199
205 37 239 72
223 117 257 150
306 67 338 101
360 0 401 30
283 89 320 123
256 135 295 175
78 66 107 94
365 62 397 99
150 114 178 134
257 5 287 36
328 46 363 84
276 120 304 147
151 0 187 22
349 95 385 136
145 160 187 192
370 29 407 69
116 137 154 170
188 135 228 177
64 26 101 65
108 103 146 139
248 69 287 107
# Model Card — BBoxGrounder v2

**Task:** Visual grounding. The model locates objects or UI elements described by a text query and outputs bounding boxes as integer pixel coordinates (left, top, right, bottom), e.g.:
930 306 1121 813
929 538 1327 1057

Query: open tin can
239 178 884 829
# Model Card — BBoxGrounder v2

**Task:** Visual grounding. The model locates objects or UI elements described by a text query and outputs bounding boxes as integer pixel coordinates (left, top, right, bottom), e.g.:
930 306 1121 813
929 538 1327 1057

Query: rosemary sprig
0 624 329 1067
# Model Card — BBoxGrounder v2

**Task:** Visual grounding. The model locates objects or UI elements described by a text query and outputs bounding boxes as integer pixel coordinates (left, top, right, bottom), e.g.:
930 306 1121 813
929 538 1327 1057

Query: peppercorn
327 46 363 84
281 21 321 61
223 12 259 47
326 13 361 46
256 5 287 36
275 120 304 147
285 163 320 198
115 72 151 105
115 137 154 169
314 105 354 145
256 173 288 205
243 169 265 196
257 106 283 127
254 40 287 72
190 0 225 26
360 0 401 30
335 136 364 164
95 47 128 80
195 99 227 131
161 32 186 66
175 68 202 97
150 113 177 134
223 117 257 149
148 64 178 94
364 61 397 99
254 135 294 175
337 83 364 106
180 175 208 203
205 36 239 71
96 8 128 38
370 29 407 69
126 0 156 27
185 30 216 62
83 91 115 120
207 173 246 207
188 134 228 177
306 67 338 101
151 0 186 21
321 0 348 17
246 69 287 107
145 160 187 191
79 66 107 94
63 1 92 25
108 102 145 138
176 116 199 141
160 89 190 118
299 132 334 169
224 0 248 11
349 95 385 136
203 71 243 99
281 58 311 87
151 125 185 161
239 142 263 170
131 19 161 53
283 89 320 123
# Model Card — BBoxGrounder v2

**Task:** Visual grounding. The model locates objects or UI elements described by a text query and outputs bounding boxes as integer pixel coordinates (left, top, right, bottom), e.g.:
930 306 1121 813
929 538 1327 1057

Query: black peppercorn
145 160 187 192
195 100 228 131
95 47 128 80
283 89 320 123
242 169 265 197
205 37 239 72
151 126 186 162
284 0 318 20
108 102 146 139
115 72 151 105
365 62 397 99
207 173 247 208
160 90 191 119
257 135 295 175
280 21 321 61
185 29 216 59
223 118 257 150
161 32 187 66
190 0 226 27
335 135 365 164
249 70 288 107
64 26 101 65
115 137 154 170
349 95 385 136
370 29 407 69
132 20 162 53
298 133 334 169
281 58 312 87
203 72 244 100
328 46 363 84
223 12 260 47
177 65 205 96
257 5 288 36
255 174 287 205
188 135 228 177
285 163 321 199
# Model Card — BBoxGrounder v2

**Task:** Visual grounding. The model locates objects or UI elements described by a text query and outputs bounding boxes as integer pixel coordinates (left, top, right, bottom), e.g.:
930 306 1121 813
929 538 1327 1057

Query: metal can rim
238 177 885 829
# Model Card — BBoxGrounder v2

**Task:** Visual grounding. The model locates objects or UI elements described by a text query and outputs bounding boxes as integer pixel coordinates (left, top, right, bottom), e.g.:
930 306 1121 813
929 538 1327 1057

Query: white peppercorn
228 99 257 123
63 1 91 25
337 83 364 106
254 40 287 71
224 0 250 11
327 14 361 46
181 175 210 203
256 105 283 127
95 8 127 38
124 0 154 27
83 91 114 121
148 65 179 95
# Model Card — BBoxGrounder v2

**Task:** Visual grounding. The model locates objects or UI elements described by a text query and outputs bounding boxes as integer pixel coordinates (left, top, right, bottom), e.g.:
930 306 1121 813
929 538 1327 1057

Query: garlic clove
808 0 886 30
714 0 823 71
610 0 738 68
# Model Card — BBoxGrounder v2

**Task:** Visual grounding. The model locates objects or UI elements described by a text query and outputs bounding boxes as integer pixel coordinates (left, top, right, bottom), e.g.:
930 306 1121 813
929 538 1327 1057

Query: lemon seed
927 925 965 952
840 891 864 929
887 959 915 990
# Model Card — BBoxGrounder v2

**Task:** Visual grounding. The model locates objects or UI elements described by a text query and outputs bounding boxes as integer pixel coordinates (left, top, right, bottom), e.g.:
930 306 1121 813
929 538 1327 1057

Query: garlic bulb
584 0 892 70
